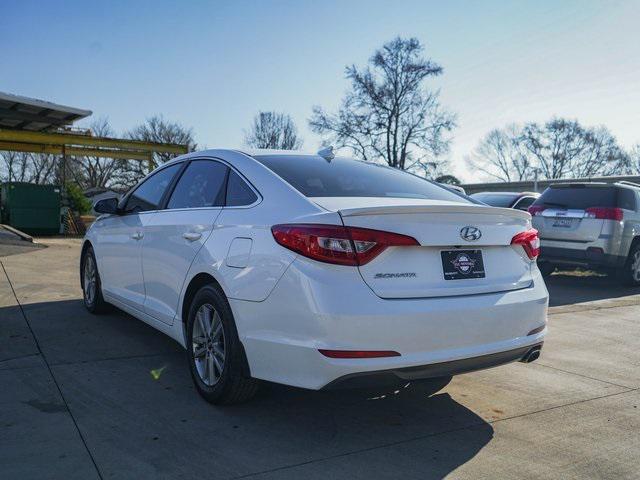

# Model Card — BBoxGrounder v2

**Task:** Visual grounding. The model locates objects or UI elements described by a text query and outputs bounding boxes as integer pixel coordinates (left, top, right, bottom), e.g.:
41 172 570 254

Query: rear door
314 198 534 299
141 159 228 325
530 185 618 242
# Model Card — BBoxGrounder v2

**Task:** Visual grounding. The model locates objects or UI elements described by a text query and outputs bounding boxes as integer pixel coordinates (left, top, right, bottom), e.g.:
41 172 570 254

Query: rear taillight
528 205 546 216
585 207 623 221
511 228 540 260
271 224 419 266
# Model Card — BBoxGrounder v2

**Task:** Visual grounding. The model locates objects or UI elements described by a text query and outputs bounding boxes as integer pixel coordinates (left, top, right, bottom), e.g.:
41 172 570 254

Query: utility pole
532 167 541 192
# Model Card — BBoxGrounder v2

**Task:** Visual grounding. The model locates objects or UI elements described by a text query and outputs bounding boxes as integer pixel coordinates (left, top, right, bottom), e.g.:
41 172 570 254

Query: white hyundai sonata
82 148 548 404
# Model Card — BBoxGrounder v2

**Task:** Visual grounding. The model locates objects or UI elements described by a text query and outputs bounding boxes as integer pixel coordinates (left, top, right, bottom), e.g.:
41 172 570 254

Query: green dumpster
0 182 61 235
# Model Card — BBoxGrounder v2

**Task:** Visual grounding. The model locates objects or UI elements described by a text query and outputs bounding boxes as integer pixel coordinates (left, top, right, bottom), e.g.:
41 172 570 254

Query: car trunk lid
313 197 534 299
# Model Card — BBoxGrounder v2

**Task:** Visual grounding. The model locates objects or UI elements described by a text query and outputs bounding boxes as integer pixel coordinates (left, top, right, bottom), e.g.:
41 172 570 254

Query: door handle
183 232 202 242
131 231 144 241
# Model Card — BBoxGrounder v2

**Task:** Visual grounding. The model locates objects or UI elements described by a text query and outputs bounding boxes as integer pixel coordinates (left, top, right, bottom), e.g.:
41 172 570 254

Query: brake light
585 207 623 221
511 228 540 260
528 205 546 216
271 224 419 266
318 349 401 358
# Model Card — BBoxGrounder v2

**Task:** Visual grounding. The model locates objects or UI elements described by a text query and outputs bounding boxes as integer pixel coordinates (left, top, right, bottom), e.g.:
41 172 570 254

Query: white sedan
82 149 548 404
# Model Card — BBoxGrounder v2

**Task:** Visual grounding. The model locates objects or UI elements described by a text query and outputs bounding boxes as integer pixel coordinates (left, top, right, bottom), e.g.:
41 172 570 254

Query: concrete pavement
1 239 639 479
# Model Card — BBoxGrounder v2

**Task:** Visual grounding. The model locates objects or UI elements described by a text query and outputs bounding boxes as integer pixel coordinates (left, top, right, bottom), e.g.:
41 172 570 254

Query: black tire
538 262 556 278
618 242 640 286
80 245 108 314
186 284 258 405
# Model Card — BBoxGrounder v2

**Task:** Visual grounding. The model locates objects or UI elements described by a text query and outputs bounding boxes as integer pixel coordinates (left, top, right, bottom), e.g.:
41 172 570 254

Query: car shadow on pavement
545 271 640 307
3 298 495 479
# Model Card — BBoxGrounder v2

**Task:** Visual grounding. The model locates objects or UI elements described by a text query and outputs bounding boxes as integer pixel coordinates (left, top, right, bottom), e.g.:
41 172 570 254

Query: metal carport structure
0 92 190 234
0 91 189 172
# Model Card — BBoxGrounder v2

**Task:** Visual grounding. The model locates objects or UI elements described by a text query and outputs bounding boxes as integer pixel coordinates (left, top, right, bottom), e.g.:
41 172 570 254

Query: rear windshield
254 155 470 203
472 193 519 208
532 186 634 210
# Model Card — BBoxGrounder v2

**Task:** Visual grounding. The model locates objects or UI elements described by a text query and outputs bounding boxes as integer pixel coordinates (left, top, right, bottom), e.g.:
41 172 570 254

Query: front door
96 163 183 310
142 159 228 324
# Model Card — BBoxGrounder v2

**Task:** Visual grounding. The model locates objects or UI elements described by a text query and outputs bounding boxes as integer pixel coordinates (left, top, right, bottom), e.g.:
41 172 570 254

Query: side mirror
94 197 119 215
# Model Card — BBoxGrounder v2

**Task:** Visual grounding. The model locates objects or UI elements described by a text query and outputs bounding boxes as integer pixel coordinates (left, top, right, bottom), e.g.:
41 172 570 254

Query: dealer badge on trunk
450 252 476 274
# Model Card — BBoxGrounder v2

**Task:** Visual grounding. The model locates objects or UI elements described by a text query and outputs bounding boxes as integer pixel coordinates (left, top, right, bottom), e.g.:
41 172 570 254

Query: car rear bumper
231 257 549 390
539 244 625 268
324 343 543 389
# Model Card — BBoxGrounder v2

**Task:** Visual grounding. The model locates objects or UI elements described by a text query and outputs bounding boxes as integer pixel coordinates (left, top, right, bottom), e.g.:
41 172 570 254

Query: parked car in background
529 182 640 284
472 191 540 211
81 149 548 404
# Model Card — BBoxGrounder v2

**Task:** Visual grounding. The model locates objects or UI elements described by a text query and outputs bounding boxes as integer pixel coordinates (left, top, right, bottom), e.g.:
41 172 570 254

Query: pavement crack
533 361 636 389
1 260 105 480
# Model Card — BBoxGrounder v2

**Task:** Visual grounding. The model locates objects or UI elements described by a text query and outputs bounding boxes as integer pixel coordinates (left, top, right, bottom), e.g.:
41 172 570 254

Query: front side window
254 155 469 203
167 160 228 209
125 163 182 213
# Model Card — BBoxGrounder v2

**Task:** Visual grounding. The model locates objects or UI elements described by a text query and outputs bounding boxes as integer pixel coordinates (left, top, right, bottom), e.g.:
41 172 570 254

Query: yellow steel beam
0 129 188 154
0 141 152 161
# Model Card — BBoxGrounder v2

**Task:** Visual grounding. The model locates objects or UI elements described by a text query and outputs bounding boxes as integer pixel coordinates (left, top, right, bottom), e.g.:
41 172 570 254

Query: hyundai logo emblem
460 226 482 241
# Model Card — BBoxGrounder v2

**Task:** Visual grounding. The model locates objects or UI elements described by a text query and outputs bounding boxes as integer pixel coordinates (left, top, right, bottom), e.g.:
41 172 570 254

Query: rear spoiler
338 204 531 220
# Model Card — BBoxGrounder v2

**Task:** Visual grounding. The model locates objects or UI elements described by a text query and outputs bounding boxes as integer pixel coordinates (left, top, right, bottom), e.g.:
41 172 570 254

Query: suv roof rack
617 180 640 189
551 182 607 188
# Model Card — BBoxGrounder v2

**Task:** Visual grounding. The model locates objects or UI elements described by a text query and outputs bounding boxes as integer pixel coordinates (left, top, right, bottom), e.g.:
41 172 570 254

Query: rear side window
514 196 536 211
125 163 182 213
226 170 258 206
534 186 616 210
167 160 228 209
254 155 469 203
617 189 637 210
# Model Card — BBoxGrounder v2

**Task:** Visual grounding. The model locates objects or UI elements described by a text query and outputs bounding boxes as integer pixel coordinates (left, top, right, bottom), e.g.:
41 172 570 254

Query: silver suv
530 182 640 285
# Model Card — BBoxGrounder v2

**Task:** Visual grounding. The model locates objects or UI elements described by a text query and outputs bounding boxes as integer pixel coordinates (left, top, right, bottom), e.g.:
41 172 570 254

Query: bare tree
628 144 640 174
309 37 456 175
115 115 197 188
30 153 58 184
521 118 628 179
468 119 628 182
245 111 303 150
0 150 58 184
0 151 29 182
466 124 532 182
67 118 121 189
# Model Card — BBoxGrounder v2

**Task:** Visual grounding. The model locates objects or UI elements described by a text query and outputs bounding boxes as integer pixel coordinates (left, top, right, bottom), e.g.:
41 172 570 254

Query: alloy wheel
83 254 97 305
192 303 226 386
632 251 640 282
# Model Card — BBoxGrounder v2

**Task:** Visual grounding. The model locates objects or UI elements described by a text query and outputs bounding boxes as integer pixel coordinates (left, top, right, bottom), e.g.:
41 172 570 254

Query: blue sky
2 0 639 181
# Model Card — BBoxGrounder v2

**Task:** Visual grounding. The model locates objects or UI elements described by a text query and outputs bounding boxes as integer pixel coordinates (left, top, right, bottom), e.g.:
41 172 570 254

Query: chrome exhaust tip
520 346 542 363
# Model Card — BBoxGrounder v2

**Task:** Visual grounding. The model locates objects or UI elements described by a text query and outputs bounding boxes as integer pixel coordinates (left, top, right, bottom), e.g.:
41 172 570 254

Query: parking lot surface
1 238 639 479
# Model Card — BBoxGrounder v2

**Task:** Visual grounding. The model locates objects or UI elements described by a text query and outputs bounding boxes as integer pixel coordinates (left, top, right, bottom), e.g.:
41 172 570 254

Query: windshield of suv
254 155 470 203
472 193 519 208
533 186 616 210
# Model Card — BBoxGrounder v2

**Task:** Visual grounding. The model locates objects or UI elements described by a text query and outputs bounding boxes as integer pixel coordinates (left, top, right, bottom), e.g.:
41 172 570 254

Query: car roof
549 182 638 189
472 191 538 196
